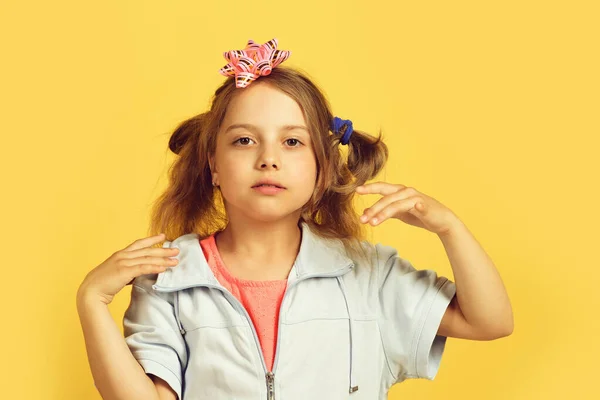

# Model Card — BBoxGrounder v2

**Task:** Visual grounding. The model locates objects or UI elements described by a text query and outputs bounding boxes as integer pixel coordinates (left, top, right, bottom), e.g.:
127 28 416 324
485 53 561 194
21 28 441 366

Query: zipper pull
266 372 275 400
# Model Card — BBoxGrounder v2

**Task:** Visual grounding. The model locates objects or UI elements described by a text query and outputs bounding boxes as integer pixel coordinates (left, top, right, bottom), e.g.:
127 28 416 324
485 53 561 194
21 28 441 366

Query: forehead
222 82 306 126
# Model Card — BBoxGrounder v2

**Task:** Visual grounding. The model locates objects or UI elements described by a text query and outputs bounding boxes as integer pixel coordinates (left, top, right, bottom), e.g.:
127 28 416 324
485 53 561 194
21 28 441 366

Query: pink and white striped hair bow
218 38 291 88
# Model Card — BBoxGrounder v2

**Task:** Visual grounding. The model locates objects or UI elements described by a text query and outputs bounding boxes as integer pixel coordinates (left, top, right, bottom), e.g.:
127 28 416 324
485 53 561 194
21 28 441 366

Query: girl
76 39 513 400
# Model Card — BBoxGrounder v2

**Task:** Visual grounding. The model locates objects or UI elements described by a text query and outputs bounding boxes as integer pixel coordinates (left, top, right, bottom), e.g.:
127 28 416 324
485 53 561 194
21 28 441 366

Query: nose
260 160 279 170
256 146 280 170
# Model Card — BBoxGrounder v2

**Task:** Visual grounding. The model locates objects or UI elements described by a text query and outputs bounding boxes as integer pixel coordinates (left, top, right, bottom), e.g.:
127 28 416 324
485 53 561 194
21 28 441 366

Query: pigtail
327 123 389 196
345 128 388 186
168 112 210 155
149 110 227 242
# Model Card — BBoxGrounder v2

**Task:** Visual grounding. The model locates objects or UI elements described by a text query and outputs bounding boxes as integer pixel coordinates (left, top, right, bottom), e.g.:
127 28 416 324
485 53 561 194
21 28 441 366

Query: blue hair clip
331 116 353 145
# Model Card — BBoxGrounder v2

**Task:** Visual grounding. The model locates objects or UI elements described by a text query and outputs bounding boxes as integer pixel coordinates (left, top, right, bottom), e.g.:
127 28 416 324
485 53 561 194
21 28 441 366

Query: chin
223 190 313 221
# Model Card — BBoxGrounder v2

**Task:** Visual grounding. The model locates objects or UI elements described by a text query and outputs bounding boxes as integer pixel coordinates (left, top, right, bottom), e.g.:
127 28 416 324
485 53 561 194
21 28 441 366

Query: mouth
252 179 286 189
252 184 285 189
251 182 286 194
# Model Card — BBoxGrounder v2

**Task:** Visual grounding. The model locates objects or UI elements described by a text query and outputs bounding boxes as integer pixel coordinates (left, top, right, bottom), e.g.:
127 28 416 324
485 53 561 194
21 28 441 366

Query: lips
252 178 285 189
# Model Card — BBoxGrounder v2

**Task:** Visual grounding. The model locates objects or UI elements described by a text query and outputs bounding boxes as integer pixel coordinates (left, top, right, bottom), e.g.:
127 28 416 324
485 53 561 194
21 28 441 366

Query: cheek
218 153 248 182
290 154 317 185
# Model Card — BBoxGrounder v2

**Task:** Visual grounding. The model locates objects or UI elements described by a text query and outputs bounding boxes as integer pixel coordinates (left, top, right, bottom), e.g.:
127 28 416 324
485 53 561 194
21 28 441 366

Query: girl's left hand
355 182 460 236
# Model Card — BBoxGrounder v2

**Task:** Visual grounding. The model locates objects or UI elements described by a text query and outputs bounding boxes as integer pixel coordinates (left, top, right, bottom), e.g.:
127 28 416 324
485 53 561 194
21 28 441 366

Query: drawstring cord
337 277 359 393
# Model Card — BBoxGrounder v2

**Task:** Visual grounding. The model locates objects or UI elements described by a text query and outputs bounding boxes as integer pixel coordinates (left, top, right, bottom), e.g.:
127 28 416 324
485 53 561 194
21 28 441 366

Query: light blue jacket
123 222 456 399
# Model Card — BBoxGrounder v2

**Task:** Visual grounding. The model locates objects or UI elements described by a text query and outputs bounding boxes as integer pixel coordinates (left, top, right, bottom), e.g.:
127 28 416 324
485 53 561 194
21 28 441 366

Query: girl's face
210 82 318 223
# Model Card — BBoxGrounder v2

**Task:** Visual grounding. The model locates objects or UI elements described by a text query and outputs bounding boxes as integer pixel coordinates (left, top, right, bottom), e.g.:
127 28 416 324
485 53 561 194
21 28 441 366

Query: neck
215 212 303 270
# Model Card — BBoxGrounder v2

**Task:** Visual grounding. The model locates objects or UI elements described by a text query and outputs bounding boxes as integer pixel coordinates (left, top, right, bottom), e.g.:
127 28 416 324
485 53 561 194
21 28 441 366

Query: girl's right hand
76 233 179 305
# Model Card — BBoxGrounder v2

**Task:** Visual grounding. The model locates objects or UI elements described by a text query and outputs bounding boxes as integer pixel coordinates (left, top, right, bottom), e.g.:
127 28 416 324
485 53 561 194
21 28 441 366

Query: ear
208 153 218 184
208 152 217 172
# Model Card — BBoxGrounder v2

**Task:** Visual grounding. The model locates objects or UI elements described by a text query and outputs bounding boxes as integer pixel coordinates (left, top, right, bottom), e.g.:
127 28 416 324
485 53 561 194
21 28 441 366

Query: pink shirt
198 234 287 372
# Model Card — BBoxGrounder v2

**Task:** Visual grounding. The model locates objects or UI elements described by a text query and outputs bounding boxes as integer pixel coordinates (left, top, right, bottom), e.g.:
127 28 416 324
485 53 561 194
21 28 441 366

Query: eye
234 137 255 146
286 138 303 147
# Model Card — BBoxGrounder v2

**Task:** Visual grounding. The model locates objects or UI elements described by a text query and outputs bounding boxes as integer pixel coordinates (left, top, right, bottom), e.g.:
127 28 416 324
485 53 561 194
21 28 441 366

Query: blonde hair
148 66 388 261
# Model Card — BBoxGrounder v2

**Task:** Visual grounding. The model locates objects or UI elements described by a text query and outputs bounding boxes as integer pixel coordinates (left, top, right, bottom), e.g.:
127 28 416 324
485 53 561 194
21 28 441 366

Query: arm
437 218 514 340
76 291 161 400
152 375 178 400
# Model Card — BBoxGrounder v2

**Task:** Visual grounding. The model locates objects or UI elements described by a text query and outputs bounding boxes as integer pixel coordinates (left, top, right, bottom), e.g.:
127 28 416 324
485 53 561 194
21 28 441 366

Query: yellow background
1 0 598 398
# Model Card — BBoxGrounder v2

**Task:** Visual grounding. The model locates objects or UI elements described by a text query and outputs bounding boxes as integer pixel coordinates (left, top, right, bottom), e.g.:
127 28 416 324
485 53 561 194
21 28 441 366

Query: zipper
266 371 275 400
153 262 354 399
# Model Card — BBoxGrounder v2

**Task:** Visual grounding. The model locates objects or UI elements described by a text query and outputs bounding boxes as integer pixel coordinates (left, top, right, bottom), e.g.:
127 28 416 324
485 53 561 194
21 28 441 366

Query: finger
125 263 174 285
369 197 422 225
121 246 180 260
123 233 166 252
119 255 179 268
359 186 418 221
360 190 411 222
356 182 405 196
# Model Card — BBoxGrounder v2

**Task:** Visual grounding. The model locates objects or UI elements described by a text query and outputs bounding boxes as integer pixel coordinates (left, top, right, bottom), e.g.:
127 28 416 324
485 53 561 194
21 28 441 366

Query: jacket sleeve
122 261 188 399
375 243 456 382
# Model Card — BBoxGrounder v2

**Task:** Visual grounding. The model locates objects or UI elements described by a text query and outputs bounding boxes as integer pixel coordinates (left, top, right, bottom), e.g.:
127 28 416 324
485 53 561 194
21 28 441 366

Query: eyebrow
224 123 309 134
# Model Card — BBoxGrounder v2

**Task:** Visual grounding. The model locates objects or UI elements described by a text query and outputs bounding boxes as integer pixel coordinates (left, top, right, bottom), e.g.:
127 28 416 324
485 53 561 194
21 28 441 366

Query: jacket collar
153 221 354 291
